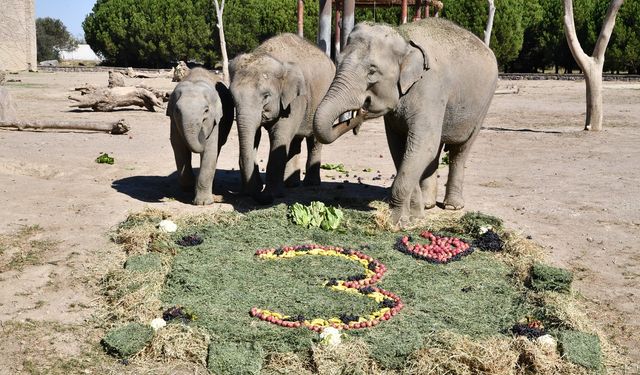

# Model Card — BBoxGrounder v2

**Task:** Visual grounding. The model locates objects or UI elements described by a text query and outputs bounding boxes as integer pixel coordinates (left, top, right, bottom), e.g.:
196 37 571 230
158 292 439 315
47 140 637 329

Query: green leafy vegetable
96 152 115 164
288 201 343 231
321 163 347 173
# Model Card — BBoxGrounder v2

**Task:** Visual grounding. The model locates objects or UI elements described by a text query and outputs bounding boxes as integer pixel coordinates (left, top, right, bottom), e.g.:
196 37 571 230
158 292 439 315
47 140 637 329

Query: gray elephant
229 33 335 204
313 19 498 225
166 68 234 205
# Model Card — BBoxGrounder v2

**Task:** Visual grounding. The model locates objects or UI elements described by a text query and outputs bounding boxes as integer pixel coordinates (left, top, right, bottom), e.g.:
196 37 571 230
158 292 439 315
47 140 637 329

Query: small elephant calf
166 68 234 205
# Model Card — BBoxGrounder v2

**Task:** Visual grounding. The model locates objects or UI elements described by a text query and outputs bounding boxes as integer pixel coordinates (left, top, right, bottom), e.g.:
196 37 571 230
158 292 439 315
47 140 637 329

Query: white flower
319 327 341 346
535 334 557 353
150 317 167 331
479 225 492 234
158 219 177 233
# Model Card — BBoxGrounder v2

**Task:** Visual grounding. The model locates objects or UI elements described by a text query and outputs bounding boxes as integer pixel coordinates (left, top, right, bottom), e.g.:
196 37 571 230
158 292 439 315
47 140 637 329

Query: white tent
59 44 102 62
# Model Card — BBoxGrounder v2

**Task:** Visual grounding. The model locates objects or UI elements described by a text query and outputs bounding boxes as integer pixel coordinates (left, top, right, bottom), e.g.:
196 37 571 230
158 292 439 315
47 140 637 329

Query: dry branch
69 86 164 112
0 118 129 134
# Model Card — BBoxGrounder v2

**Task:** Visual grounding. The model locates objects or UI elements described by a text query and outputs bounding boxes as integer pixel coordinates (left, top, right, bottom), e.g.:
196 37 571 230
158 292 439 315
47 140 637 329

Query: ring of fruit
395 231 473 263
250 244 403 331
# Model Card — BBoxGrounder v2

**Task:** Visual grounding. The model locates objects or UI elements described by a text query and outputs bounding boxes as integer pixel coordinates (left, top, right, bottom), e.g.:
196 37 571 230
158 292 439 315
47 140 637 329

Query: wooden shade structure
303 0 443 59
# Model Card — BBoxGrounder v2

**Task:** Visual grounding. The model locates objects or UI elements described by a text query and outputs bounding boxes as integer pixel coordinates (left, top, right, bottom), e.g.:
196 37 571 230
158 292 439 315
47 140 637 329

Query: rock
173 61 190 82
535 334 558 354
39 60 59 67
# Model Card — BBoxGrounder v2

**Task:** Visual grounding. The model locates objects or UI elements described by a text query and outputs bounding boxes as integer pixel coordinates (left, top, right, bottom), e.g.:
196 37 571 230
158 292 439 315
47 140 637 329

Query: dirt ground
0 71 638 373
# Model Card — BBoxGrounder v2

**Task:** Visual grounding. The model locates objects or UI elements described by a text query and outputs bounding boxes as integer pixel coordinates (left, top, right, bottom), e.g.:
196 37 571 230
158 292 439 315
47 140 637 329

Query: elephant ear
166 87 178 117
399 41 430 95
280 62 307 111
214 81 234 146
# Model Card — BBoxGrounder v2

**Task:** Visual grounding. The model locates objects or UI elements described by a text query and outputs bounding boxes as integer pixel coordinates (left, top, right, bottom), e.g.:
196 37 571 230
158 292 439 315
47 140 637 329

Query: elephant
313 19 498 226
166 67 234 205
229 33 336 204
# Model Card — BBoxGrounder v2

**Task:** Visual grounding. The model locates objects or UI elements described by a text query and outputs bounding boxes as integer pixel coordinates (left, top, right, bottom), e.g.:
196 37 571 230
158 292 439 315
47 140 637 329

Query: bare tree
563 0 623 131
213 0 229 86
484 0 496 46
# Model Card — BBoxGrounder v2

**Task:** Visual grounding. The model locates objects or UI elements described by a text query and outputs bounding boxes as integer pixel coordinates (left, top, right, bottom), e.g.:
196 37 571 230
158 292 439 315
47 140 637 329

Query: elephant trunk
236 111 263 195
313 70 366 144
176 101 207 153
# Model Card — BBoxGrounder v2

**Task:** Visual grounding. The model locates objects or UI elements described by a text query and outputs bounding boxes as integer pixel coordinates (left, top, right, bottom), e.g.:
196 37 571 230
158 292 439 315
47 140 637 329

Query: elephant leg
193 136 219 206
384 117 423 225
303 135 322 186
421 142 444 209
264 124 293 199
444 126 481 210
170 120 195 191
386 113 443 226
284 136 302 187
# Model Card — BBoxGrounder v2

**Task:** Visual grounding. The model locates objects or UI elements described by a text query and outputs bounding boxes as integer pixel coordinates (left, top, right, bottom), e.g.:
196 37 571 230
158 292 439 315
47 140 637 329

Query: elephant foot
193 193 214 206
303 174 321 186
390 206 413 229
424 201 437 210
443 195 464 210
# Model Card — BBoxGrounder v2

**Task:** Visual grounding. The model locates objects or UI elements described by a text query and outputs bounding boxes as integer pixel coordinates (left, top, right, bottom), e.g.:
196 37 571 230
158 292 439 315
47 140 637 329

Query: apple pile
395 231 474 263
250 244 403 330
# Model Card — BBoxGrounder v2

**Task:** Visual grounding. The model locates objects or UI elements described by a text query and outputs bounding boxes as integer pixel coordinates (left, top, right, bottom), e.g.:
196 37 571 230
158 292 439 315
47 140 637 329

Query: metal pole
334 8 342 56
413 0 422 21
318 0 332 57
297 0 304 37
401 0 408 24
341 0 355 50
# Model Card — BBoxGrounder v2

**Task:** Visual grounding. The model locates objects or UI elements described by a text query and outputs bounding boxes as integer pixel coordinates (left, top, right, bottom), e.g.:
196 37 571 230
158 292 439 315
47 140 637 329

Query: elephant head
229 53 306 196
167 80 226 153
313 22 428 144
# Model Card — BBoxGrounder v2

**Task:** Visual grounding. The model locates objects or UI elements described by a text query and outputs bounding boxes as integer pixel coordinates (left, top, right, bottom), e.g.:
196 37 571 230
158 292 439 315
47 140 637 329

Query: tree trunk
484 0 496 46
563 0 623 131
0 119 129 134
214 0 229 86
68 87 164 112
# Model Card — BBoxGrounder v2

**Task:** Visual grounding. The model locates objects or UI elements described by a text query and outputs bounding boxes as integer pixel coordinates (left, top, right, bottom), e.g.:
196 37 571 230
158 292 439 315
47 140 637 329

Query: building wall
0 0 37 71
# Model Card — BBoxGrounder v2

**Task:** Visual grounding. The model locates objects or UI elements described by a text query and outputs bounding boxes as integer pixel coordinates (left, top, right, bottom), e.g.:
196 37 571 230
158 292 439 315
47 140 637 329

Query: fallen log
68 86 164 112
495 86 520 95
0 118 129 134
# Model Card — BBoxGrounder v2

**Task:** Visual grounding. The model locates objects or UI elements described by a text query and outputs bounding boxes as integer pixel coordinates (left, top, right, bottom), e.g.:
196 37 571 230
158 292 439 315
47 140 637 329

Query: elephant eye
367 66 379 83
204 107 210 114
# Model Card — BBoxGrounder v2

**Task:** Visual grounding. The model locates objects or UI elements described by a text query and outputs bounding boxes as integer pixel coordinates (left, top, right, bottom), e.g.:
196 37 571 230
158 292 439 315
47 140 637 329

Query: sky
35 0 97 40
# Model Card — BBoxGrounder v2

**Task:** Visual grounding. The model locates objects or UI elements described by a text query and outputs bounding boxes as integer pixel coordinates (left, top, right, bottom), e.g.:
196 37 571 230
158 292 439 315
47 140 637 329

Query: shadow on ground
112 169 390 212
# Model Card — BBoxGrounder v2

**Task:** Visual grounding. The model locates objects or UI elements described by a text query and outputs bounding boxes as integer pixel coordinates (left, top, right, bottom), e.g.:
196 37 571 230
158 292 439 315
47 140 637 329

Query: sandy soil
0 71 638 372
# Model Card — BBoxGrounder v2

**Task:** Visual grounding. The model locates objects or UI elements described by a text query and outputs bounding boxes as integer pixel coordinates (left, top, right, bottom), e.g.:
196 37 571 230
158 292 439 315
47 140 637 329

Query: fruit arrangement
250 244 403 331
511 318 546 339
395 231 473 263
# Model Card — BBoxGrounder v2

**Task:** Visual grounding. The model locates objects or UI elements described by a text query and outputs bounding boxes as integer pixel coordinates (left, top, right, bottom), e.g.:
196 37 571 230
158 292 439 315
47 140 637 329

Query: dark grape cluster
359 286 376 295
347 274 366 281
380 298 398 309
162 306 194 323
339 313 360 324
474 230 503 252
274 248 285 256
511 323 546 339
326 278 339 287
176 234 203 247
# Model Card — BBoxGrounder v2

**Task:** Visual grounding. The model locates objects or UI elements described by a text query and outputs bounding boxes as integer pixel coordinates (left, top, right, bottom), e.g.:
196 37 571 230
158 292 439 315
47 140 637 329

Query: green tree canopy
36 17 78 62
83 0 217 68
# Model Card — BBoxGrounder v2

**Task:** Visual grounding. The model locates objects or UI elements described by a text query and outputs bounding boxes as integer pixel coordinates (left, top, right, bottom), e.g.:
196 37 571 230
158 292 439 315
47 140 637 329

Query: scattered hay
262 352 313 375
534 292 592 331
99 254 171 323
101 323 154 359
143 324 210 366
511 336 588 375
124 253 163 272
312 339 388 375
497 230 546 283
530 263 573 293
113 208 173 255
404 331 518 375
